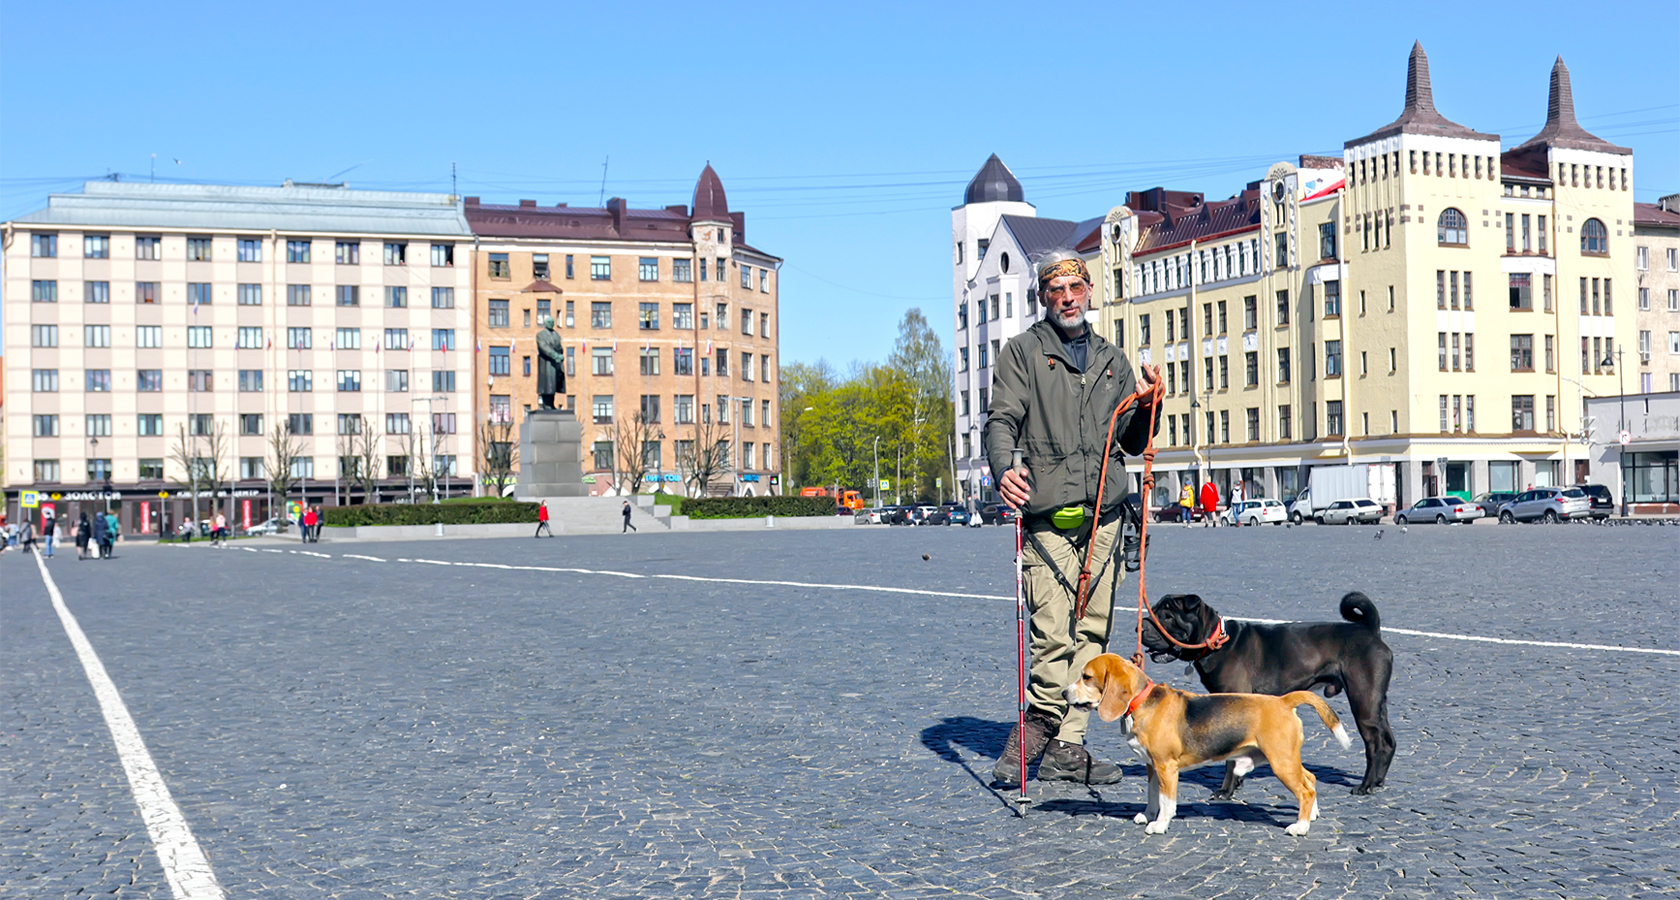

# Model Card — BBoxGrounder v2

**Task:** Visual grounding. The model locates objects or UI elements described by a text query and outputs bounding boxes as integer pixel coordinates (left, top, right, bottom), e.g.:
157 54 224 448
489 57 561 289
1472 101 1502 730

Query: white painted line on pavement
288 552 1680 658
29 550 226 900
261 548 284 554
297 551 331 559
342 554 386 562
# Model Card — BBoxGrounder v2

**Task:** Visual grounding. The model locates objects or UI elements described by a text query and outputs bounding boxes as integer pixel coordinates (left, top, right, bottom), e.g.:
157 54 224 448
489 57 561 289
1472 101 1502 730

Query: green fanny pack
1051 505 1087 530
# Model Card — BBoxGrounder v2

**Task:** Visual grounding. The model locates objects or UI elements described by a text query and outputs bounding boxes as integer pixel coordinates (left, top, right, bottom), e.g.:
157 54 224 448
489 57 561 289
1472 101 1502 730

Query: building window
430 243 454 267
741 264 752 289
1318 222 1336 260
1325 341 1342 377
32 233 58 257
284 240 310 263
674 347 694 375
337 370 362 392
432 371 456 393
1511 334 1534 371
591 256 611 280
288 284 312 306
383 242 407 265
1138 314 1151 345
237 369 263 392
639 302 660 330
335 241 359 264
187 370 212 392
33 280 58 302
489 346 510 376
715 348 729 377
232 283 261 305
1244 351 1258 386
1246 408 1260 442
237 237 262 262
592 348 613 376
186 282 212 307
488 252 510 278
672 258 694 283
489 299 510 327
385 286 408 308
31 324 59 347
386 369 409 392
639 257 659 281
591 302 612 328
287 370 312 392
1511 395 1535 432
1323 281 1341 317
1325 401 1343 436
1581 218 1608 255
34 460 62 483
640 347 661 376
1437 208 1468 246
84 325 112 349
334 327 360 350
188 237 212 261
1508 273 1532 310
592 395 614 424
432 414 457 434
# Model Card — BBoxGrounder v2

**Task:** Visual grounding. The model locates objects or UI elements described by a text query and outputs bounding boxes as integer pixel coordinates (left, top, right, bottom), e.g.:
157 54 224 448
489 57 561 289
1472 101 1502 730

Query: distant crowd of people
1 508 121 559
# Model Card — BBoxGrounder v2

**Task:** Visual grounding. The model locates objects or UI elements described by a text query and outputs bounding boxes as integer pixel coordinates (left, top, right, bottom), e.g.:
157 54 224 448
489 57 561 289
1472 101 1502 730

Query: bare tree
614 411 657 496
170 421 230 522
266 422 303 513
677 414 729 498
354 415 382 502
477 416 517 498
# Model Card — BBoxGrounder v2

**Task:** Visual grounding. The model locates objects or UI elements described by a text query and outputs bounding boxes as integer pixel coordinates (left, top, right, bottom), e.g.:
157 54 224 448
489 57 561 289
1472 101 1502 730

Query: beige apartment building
1633 196 1680 394
1090 45 1636 507
2 182 477 532
464 165 783 496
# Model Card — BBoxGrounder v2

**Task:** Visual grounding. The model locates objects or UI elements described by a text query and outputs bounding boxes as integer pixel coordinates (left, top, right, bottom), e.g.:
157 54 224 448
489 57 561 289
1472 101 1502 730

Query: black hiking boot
1036 739 1123 785
991 712 1056 787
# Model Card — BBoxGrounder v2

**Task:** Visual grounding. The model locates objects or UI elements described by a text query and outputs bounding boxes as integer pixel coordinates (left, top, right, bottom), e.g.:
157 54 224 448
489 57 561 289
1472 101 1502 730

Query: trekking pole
1011 447 1030 814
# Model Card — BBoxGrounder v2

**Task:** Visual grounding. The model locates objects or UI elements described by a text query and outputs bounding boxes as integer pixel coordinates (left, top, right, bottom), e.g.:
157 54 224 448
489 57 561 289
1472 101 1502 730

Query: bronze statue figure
535 315 566 410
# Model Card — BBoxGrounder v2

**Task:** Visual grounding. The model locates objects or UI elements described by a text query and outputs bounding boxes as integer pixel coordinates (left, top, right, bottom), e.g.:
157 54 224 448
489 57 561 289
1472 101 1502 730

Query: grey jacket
983 319 1158 521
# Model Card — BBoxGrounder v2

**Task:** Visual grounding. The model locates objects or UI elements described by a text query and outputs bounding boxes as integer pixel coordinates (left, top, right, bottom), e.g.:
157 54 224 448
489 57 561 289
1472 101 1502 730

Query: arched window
1581 218 1608 255
1437 208 1469 246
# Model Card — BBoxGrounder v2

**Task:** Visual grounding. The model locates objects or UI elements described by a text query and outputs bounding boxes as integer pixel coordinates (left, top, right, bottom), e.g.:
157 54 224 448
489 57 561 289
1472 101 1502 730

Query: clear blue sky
3 1 1674 367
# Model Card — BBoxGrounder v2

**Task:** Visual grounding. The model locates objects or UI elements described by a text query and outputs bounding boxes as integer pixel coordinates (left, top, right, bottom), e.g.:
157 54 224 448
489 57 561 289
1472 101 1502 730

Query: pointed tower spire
1515 56 1629 154
1346 41 1496 147
1404 41 1436 115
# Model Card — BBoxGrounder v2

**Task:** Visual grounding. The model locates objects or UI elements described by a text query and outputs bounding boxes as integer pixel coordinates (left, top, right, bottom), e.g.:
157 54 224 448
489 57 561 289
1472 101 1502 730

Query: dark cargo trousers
1022 515 1123 745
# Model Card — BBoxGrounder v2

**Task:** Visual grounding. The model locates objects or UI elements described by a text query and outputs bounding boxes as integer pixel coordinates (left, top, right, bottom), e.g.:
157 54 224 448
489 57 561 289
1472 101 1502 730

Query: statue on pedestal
535 315 566 410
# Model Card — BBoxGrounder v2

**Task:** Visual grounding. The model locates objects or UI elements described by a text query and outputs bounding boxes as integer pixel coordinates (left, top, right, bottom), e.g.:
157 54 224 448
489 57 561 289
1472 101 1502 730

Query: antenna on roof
599 156 609 207
452 161 457 198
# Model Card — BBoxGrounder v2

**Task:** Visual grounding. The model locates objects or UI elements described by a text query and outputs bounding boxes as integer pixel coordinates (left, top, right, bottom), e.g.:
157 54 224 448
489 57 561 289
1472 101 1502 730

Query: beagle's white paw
1285 821 1311 836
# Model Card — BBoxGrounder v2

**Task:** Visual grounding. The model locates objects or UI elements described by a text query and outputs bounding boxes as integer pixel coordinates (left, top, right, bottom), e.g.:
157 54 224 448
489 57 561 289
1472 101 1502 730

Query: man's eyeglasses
1044 282 1091 301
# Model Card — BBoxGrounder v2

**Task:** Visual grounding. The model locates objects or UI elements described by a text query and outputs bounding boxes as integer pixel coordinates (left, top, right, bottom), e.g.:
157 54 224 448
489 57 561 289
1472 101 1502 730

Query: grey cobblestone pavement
3 522 1676 898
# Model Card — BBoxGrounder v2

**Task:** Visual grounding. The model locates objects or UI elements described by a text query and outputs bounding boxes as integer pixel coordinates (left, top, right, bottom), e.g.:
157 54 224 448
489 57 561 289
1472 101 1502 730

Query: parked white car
1317 498 1384 525
1222 498 1287 526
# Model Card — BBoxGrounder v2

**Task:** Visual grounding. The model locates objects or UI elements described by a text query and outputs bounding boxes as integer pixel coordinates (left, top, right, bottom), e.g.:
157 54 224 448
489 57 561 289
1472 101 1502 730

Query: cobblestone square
4 522 1677 898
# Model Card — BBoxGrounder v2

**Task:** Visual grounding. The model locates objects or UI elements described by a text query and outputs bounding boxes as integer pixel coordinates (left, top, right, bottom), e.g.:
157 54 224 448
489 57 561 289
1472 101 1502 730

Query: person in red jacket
1200 481 1219 527
535 501 552 538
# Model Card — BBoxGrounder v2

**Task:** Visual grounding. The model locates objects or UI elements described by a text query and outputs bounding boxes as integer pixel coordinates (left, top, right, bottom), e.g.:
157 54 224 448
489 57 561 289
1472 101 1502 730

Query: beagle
1066 653 1351 836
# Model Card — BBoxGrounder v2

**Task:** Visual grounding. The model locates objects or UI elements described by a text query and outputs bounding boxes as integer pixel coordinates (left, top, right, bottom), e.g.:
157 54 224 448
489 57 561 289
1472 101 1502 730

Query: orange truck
800 487 865 510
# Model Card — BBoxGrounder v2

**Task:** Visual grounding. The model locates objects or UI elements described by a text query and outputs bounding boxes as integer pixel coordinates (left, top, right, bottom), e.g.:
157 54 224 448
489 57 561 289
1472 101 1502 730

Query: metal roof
8 181 472 237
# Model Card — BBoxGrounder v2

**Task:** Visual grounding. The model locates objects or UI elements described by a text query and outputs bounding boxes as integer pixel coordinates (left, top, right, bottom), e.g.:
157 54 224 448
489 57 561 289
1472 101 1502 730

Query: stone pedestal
516 410 587 498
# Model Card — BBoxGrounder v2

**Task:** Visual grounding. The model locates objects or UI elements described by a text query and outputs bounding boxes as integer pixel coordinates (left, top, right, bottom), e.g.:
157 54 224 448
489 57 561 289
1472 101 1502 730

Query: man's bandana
1037 258 1090 288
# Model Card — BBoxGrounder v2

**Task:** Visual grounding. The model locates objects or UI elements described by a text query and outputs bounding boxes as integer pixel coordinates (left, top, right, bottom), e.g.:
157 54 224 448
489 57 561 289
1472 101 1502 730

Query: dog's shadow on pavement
921 717 1357 820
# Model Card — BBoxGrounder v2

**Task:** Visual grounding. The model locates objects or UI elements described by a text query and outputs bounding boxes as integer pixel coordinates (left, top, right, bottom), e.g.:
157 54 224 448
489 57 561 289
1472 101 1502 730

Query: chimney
607 197 628 234
519 199 537 208
464 196 480 206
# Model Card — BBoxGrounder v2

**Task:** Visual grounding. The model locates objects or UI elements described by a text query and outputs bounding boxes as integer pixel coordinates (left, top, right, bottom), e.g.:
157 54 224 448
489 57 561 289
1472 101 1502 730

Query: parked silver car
1317 498 1384 525
1394 497 1483 525
1497 487 1591 523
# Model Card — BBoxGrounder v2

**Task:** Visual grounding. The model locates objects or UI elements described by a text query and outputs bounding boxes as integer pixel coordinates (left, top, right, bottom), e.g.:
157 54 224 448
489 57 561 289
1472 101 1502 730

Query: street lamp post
1606 349 1627 516
873 435 880 508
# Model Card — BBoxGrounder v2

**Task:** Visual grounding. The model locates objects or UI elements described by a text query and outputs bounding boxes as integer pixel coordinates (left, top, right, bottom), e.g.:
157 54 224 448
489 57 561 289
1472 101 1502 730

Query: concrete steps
528 496 672 534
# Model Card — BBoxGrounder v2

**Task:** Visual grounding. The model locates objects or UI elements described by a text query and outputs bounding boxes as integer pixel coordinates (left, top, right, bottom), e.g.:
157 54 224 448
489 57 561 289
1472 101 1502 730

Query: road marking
261 548 284 554
342 554 386 562
274 552 1680 659
296 551 331 559
29 550 226 900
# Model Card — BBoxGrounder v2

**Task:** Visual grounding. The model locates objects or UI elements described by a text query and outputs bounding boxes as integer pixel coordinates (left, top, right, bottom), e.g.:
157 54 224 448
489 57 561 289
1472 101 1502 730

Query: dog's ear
1096 657 1136 722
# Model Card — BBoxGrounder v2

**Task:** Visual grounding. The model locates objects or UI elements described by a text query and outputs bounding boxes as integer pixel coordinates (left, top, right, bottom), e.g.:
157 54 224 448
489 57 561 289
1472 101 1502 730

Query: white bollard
435 521 444 537
766 515 775 528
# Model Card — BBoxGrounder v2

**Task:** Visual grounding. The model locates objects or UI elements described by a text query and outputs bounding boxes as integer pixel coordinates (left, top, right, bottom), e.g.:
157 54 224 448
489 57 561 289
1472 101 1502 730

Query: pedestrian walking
1200 481 1219 527
535 501 553 538
90 512 108 558
213 512 228 547
621 500 637 533
41 508 56 557
984 250 1162 788
18 518 38 553
76 513 92 560
1178 483 1195 525
103 511 120 558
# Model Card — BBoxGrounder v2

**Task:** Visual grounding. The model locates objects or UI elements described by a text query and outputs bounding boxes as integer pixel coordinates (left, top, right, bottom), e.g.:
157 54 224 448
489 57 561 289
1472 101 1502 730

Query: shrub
681 496 837 519
322 501 540 527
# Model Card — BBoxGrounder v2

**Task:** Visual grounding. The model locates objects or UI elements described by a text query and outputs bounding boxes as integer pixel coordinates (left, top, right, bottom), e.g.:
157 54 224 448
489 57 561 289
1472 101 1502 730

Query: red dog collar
1124 679 1156 720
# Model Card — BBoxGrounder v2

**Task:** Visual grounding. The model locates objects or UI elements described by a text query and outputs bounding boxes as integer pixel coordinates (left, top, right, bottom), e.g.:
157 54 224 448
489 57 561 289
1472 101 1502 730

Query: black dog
1140 592 1395 796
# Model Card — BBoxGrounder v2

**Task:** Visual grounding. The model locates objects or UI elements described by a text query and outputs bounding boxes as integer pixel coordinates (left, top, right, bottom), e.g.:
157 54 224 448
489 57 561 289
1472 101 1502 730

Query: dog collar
1124 679 1156 720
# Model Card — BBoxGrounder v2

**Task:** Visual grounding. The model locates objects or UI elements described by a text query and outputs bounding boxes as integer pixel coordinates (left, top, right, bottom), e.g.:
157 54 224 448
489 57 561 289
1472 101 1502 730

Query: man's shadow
919 717 1356 820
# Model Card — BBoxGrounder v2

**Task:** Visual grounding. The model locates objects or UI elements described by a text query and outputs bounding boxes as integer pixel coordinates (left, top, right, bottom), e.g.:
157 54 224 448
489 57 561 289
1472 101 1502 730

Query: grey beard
1048 308 1087 337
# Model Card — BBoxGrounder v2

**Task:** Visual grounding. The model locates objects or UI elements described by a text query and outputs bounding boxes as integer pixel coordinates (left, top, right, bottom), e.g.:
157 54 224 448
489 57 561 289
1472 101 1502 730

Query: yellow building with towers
1093 43 1635 510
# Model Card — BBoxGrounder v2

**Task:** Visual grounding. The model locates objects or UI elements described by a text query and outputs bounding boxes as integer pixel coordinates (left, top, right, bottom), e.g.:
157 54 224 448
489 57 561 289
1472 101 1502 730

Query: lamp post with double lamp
1606 349 1627 516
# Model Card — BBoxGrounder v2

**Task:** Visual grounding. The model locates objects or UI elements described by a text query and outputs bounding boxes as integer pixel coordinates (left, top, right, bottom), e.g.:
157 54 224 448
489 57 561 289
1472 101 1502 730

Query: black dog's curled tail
1340 591 1382 631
